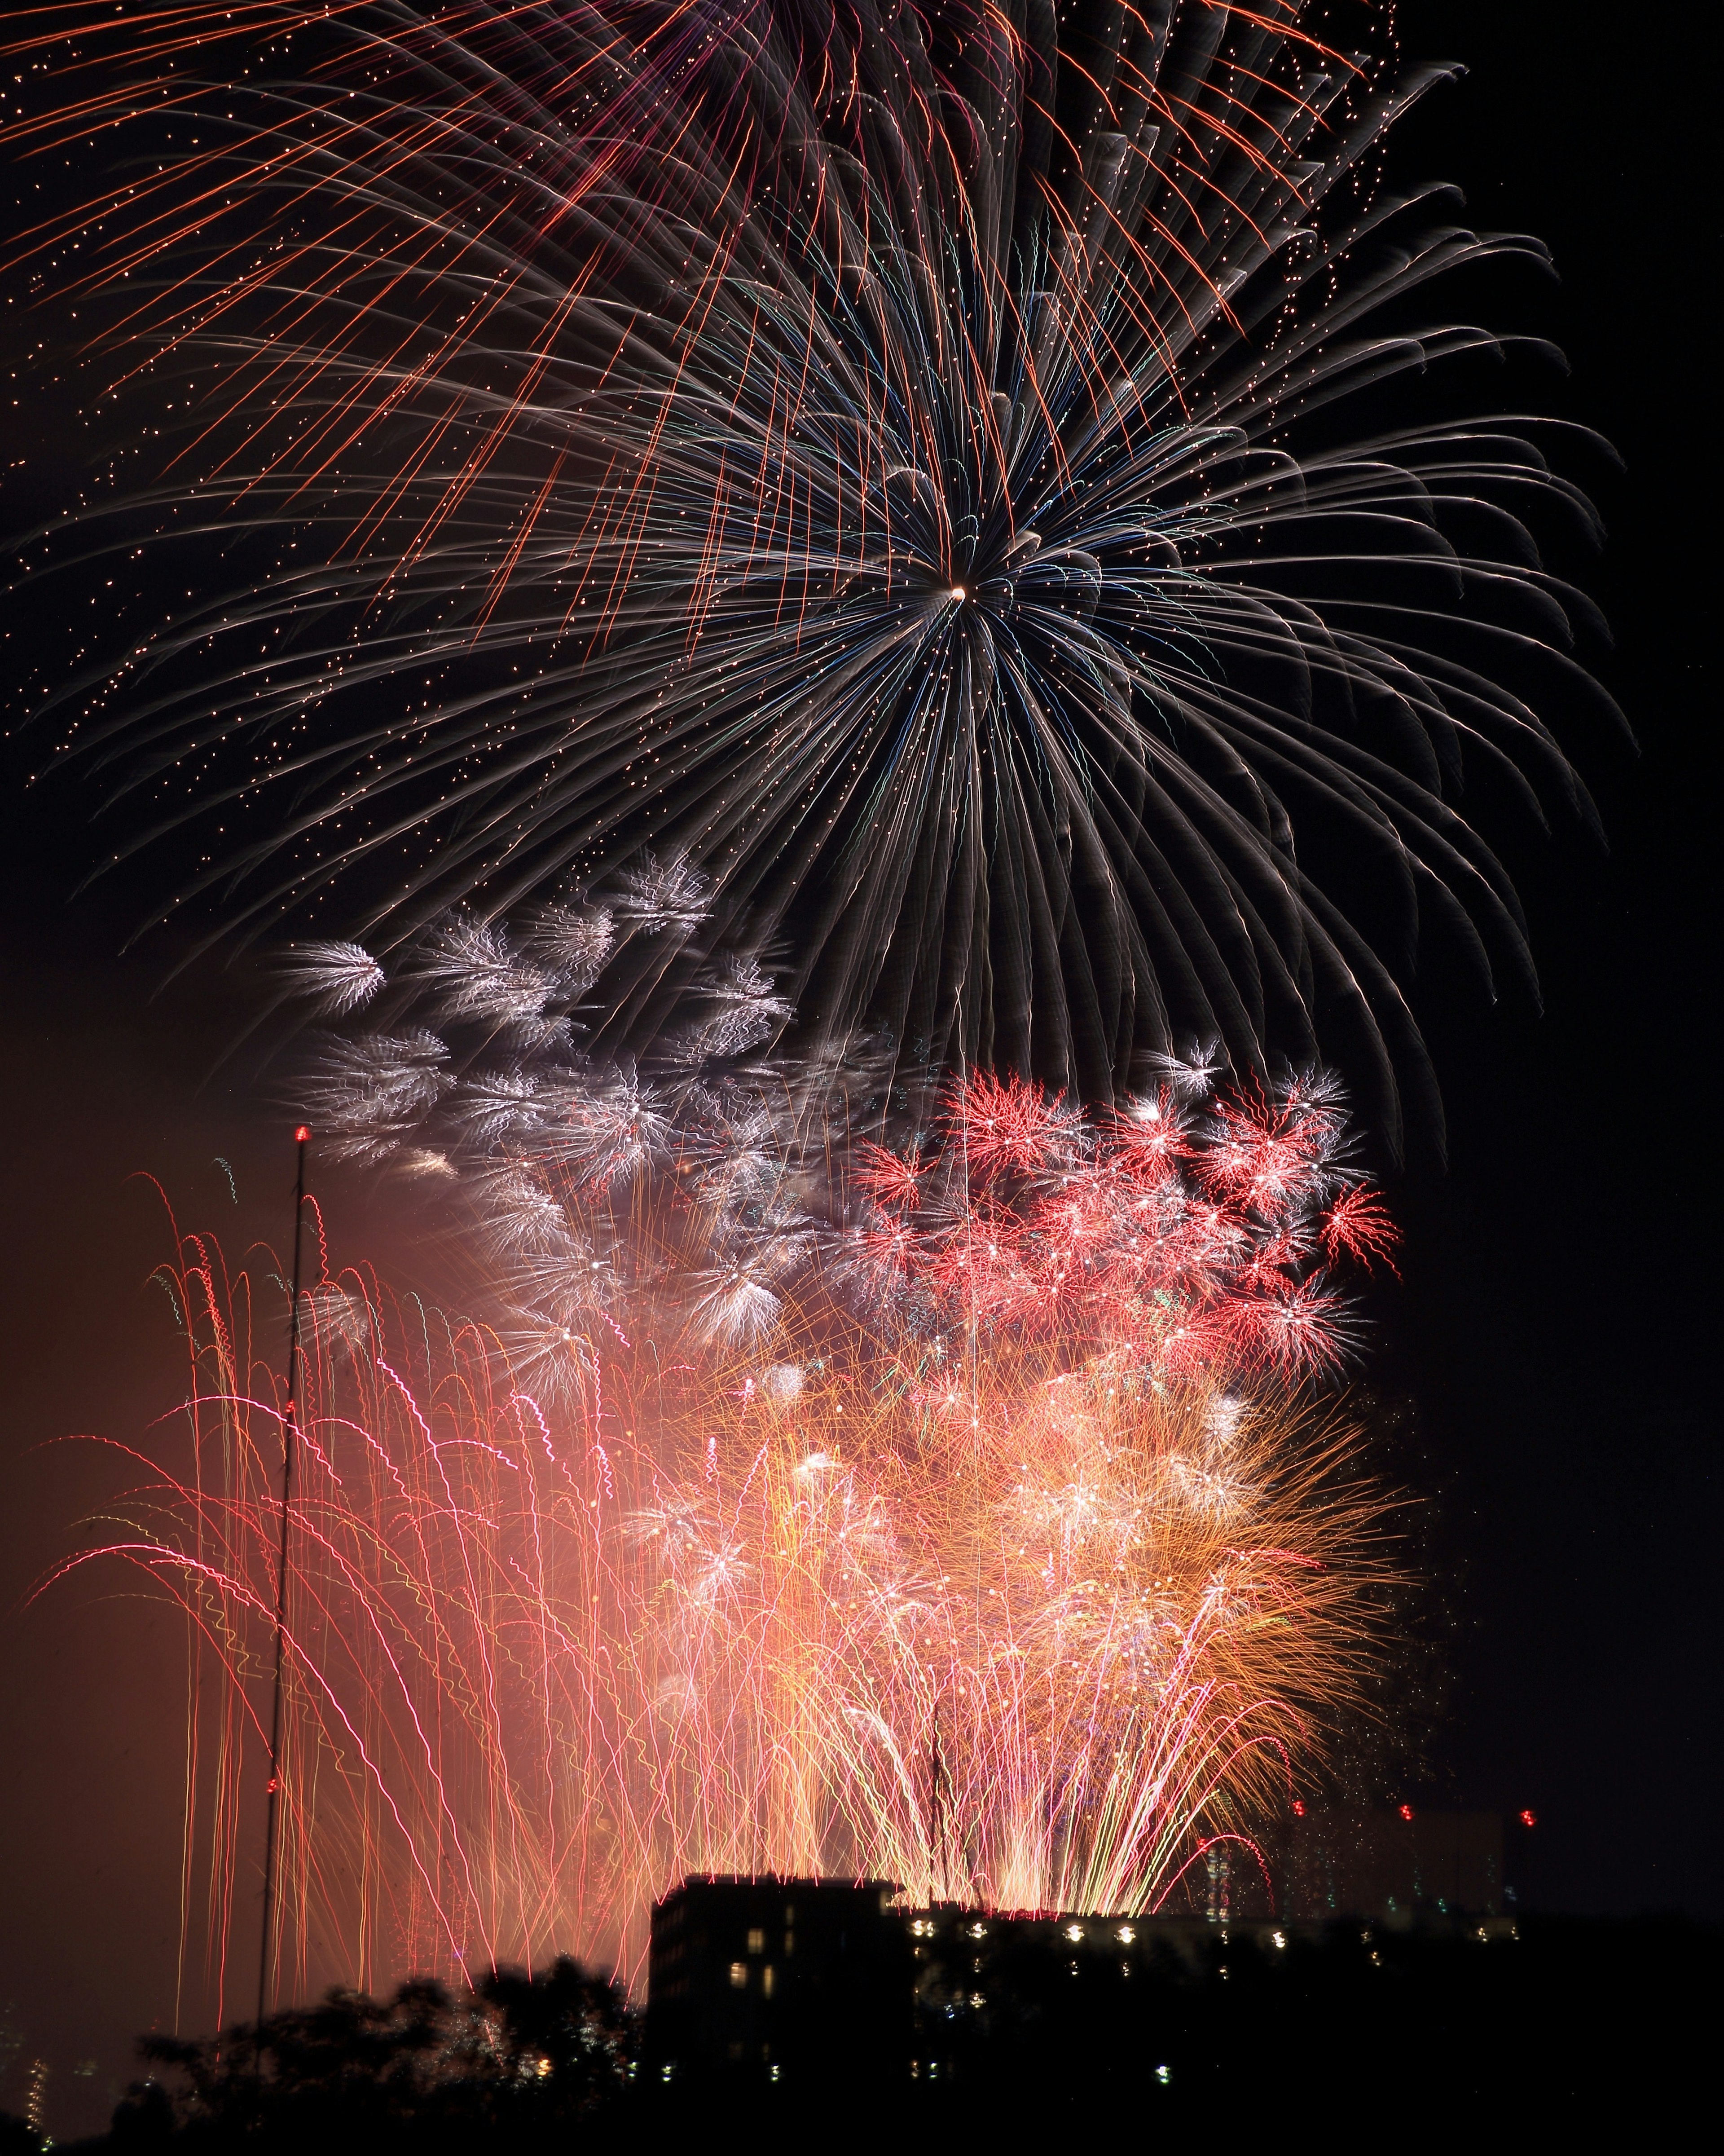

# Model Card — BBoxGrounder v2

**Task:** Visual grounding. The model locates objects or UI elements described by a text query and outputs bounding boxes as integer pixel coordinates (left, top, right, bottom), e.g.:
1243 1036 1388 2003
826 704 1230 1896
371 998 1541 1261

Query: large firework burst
7 0 1616 1139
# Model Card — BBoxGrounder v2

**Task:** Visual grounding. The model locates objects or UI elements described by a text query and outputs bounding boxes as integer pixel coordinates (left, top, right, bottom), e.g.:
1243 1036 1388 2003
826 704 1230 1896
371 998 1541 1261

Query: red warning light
1398 1803 1415 1821
1292 1800 1306 1817
295 1125 312 1143
1519 1809 1537 1829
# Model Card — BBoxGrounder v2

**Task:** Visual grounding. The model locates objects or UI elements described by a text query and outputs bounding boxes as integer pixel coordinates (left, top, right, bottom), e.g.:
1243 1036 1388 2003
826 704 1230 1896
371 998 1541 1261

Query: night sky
1 3 1715 2139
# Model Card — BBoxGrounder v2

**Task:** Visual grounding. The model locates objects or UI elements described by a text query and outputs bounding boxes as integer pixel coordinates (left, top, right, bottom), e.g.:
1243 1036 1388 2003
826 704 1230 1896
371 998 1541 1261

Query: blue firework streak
7 0 1618 1140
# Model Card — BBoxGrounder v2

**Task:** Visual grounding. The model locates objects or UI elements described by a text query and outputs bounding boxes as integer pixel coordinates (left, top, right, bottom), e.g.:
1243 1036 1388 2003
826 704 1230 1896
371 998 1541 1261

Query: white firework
686 1005 780 1061
611 853 712 934
710 955 794 1019
300 1031 453 1156
686 1256 785 1349
674 959 796 1063
447 1071 554 1146
409 914 552 1026
502 1242 620 1323
394 1146 459 1180
470 1164 576 1258
494 1309 600 1412
1146 1044 1226 1102
520 902 615 991
280 940 387 1018
550 1076 672 1193
679 1106 791 1208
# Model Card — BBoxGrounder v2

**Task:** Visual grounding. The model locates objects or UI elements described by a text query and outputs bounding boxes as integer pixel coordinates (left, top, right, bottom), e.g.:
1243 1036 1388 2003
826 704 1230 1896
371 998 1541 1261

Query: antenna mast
257 1125 310 2028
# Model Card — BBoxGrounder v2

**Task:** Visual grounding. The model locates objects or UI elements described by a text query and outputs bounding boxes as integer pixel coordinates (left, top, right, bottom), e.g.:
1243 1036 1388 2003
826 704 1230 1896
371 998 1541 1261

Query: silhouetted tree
473 1957 637 2125
0 2112 41 2156
126 1959 635 2148
107 2079 173 2145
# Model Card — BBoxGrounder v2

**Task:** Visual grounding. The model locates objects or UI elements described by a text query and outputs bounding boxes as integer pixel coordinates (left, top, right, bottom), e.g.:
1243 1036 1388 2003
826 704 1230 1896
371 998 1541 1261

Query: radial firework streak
4 0 1619 1140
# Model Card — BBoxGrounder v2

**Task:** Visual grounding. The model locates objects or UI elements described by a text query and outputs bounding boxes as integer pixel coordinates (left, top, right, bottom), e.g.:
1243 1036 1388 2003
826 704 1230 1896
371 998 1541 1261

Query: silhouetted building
905 1902 1512 2066
648 1869 1522 2090
648 1876 911 2086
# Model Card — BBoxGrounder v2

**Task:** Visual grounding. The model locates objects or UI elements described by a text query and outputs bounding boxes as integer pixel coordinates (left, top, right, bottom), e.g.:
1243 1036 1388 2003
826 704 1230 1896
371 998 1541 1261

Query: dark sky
1 1 1716 2138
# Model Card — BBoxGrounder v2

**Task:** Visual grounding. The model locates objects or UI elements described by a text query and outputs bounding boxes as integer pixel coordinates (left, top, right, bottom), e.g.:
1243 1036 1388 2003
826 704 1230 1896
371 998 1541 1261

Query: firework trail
5 0 1618 1141
41 1081 1394 2001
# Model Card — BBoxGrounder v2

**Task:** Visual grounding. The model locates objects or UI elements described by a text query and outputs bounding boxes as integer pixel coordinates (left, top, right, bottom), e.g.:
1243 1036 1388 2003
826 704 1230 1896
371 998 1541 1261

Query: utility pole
257 1125 311 2030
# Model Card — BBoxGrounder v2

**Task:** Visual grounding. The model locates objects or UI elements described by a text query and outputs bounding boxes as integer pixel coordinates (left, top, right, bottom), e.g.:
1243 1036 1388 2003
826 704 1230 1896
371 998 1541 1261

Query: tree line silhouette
91 1959 630 2151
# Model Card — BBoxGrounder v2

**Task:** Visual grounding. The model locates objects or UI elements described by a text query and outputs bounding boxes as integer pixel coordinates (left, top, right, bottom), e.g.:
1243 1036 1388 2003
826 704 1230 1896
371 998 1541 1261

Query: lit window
967 1921 988 1940
747 1927 765 1955
1064 1923 1085 1944
1271 1930 1287 1950
729 1962 748 1989
1115 1925 1135 1945
762 1964 775 1999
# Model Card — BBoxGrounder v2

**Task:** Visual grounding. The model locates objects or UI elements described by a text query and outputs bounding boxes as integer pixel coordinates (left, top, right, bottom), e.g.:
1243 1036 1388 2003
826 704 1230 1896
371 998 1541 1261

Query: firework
286 903 1388 1381
40 1062 1395 2008
5 0 1618 1142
